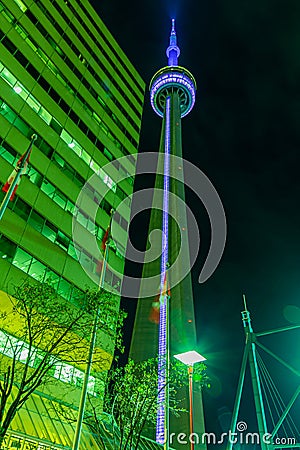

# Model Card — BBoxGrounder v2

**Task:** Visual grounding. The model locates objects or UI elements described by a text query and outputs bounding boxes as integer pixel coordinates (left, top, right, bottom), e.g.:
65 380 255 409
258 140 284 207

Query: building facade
0 0 144 447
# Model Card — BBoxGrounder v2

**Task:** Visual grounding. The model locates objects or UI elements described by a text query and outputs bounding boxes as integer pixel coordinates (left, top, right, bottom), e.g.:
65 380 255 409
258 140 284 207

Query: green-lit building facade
0 0 145 447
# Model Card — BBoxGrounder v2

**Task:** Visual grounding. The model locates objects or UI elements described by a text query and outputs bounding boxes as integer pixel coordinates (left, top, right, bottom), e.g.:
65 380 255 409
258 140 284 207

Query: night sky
94 0 300 437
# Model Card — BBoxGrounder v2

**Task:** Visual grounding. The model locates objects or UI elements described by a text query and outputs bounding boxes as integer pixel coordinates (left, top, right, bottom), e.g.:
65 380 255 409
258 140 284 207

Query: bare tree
85 357 208 449
0 281 124 445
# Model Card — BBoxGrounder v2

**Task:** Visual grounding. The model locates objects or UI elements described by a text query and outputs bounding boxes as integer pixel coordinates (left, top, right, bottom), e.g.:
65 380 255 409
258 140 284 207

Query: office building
0 0 144 447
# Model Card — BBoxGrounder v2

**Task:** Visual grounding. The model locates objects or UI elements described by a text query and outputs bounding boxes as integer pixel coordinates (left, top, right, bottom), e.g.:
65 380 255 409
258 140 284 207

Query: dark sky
94 0 300 437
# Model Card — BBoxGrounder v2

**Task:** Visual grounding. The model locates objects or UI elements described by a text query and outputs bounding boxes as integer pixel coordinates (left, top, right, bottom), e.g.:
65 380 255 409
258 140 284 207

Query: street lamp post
174 351 206 450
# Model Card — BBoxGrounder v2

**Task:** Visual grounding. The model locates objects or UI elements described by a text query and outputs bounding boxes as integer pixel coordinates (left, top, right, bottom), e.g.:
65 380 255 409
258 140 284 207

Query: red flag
2 150 31 201
96 225 111 274
101 226 110 251
149 274 170 324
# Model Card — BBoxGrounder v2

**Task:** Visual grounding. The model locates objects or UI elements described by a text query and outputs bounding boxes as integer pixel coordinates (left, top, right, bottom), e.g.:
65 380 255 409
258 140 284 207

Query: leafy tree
0 281 124 446
86 357 208 449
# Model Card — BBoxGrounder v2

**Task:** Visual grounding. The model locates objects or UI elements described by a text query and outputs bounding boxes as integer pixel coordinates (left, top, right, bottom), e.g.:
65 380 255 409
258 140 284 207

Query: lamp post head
174 350 206 367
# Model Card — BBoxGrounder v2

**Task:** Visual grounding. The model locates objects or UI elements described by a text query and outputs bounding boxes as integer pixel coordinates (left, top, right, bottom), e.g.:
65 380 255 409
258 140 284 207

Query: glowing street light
174 351 206 450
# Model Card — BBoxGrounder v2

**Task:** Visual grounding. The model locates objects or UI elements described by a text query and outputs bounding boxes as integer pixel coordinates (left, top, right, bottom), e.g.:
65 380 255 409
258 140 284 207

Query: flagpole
0 134 37 221
72 216 111 450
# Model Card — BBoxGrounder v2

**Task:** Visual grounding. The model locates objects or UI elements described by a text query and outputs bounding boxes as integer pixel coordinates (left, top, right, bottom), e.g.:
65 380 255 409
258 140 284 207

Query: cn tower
130 20 206 449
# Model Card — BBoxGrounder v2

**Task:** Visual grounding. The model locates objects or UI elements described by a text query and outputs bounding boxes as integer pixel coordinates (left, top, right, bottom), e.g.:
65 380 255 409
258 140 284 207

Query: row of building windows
35 0 142 131
67 0 144 98
0 175 126 265
0 329 102 396
0 62 134 195
0 97 132 220
0 25 135 172
7 0 142 127
0 233 121 300
0 12 138 159
25 3 140 141
0 61 116 190
0 142 129 249
0 233 84 301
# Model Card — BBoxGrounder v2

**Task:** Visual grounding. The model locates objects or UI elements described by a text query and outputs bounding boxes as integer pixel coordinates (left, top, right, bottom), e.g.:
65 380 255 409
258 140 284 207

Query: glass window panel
56 231 69 250
28 258 46 281
0 235 17 261
29 170 43 187
0 146 15 164
53 190 67 209
38 107 52 125
103 147 113 161
14 0 27 12
90 159 99 172
52 153 64 168
64 166 75 182
97 227 104 241
13 247 32 272
76 210 88 228
0 103 16 123
57 278 71 300
86 218 95 233
104 268 112 286
42 221 57 242
1 68 16 86
66 200 74 214
13 198 31 221
41 180 55 197
39 139 53 157
72 142 82 157
81 149 91 165
50 117 62 135
60 128 72 145
67 241 77 260
79 249 93 272
28 210 44 232
26 95 40 113
15 86 29 102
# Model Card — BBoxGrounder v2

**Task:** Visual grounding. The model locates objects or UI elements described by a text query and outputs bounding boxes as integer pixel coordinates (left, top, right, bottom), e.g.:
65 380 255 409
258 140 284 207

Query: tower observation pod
150 19 196 119
130 20 206 450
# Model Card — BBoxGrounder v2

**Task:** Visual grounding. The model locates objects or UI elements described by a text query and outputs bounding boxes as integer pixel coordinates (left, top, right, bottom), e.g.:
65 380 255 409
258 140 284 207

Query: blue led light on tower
150 19 196 119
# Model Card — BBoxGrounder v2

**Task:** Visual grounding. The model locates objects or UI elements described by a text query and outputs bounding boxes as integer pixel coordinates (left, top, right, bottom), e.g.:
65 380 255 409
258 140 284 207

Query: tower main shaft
130 20 206 449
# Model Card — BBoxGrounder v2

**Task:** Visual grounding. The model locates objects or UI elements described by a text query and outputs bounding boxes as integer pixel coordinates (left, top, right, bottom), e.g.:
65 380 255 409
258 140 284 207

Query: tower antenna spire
242 293 248 311
166 18 180 66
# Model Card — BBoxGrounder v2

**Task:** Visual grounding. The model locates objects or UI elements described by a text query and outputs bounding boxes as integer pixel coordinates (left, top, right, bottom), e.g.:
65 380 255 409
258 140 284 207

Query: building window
28 210 44 232
0 234 17 262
